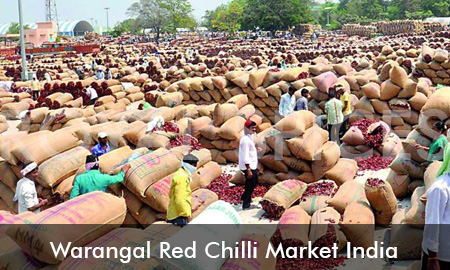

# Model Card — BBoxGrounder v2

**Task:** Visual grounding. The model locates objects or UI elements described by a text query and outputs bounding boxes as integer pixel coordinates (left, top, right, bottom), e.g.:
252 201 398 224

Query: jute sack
54 175 75 201
191 161 222 191
312 71 338 93
99 146 143 174
226 94 248 110
191 149 212 168
274 110 316 137
402 139 428 163
341 126 365 146
141 174 173 212
282 156 312 173
0 130 51 165
365 180 397 226
300 195 330 215
210 149 227 164
309 207 348 252
421 88 450 117
389 151 424 178
260 155 289 173
311 141 341 180
286 125 328 160
191 189 219 218
238 104 256 120
123 121 148 146
403 187 426 229
249 69 269 89
189 116 212 138
12 131 80 165
0 182 17 211
386 170 410 198
361 82 381 99
232 73 250 88
37 146 90 188
266 131 292 156
0 248 45 270
340 201 375 249
398 80 417 99
424 160 442 191
379 133 403 157
328 180 367 214
380 79 401 101
276 171 300 181
156 92 183 108
5 192 126 264
122 187 144 216
389 209 423 260
0 102 29 120
271 205 310 247
124 148 181 197
222 150 238 163
390 66 409 88
324 158 358 186
217 116 245 141
409 92 427 111
0 161 19 191
138 132 171 150
261 180 307 218
221 234 276 270
298 172 316 184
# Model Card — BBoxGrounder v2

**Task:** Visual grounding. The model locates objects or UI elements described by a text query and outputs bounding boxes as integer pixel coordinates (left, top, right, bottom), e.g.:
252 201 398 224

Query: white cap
21 162 38 176
98 132 108 139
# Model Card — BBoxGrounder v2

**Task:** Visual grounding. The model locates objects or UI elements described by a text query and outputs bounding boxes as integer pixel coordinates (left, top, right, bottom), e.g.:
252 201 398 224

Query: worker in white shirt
422 133 450 270
278 86 296 118
13 162 48 214
85 86 98 105
239 120 260 210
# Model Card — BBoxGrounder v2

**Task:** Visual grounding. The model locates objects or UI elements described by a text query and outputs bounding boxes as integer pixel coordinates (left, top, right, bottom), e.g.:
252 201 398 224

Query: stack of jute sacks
388 87 450 199
0 91 35 120
292 23 322 35
423 22 449 32
228 111 358 196
415 44 450 86
0 115 7 133
374 20 425 36
349 62 431 137
342 24 377 38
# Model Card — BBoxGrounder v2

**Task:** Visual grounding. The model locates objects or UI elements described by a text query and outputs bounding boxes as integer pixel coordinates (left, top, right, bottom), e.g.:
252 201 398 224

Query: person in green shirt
415 121 448 163
70 155 131 199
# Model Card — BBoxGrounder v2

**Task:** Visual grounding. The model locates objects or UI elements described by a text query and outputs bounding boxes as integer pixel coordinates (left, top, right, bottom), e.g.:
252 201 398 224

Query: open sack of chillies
341 119 402 172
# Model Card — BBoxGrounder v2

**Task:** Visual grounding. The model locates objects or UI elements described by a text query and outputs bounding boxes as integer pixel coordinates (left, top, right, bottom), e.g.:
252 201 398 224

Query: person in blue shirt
91 132 111 157
96 69 105 80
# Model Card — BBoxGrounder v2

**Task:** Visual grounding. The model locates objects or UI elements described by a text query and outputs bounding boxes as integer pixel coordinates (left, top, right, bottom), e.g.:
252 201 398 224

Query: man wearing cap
91 132 111 157
70 155 131 199
239 120 259 210
14 162 48 214
167 154 199 227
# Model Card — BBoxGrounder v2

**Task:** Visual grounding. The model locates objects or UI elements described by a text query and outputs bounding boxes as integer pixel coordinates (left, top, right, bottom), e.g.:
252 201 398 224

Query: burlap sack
274 110 316 137
266 131 292 156
189 116 212 138
421 88 450 117
340 201 375 249
191 161 222 191
409 92 427 111
262 180 307 215
324 158 358 186
328 180 367 214
5 192 126 264
282 156 312 173
341 126 365 146
380 79 401 101
312 71 338 93
389 209 423 260
300 195 330 215
286 125 328 160
272 205 311 247
386 170 410 198
311 141 341 180
390 66 408 88
404 187 426 228
249 69 269 89
124 148 181 197
309 207 347 252
217 116 245 141
54 175 75 201
365 180 397 226
191 189 219 218
130 205 159 227
138 132 171 150
260 155 289 173
361 82 381 99
38 146 90 188
12 131 79 165
390 151 424 178
141 174 173 212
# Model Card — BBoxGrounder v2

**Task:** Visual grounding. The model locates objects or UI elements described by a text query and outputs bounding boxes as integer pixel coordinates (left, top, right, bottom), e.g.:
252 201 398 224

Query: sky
0 0 229 26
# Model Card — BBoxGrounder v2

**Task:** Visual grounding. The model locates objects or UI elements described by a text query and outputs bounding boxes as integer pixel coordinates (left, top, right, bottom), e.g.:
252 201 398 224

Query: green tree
241 0 315 33
110 19 141 37
127 0 194 42
203 5 227 31
211 0 244 33
8 23 29 34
